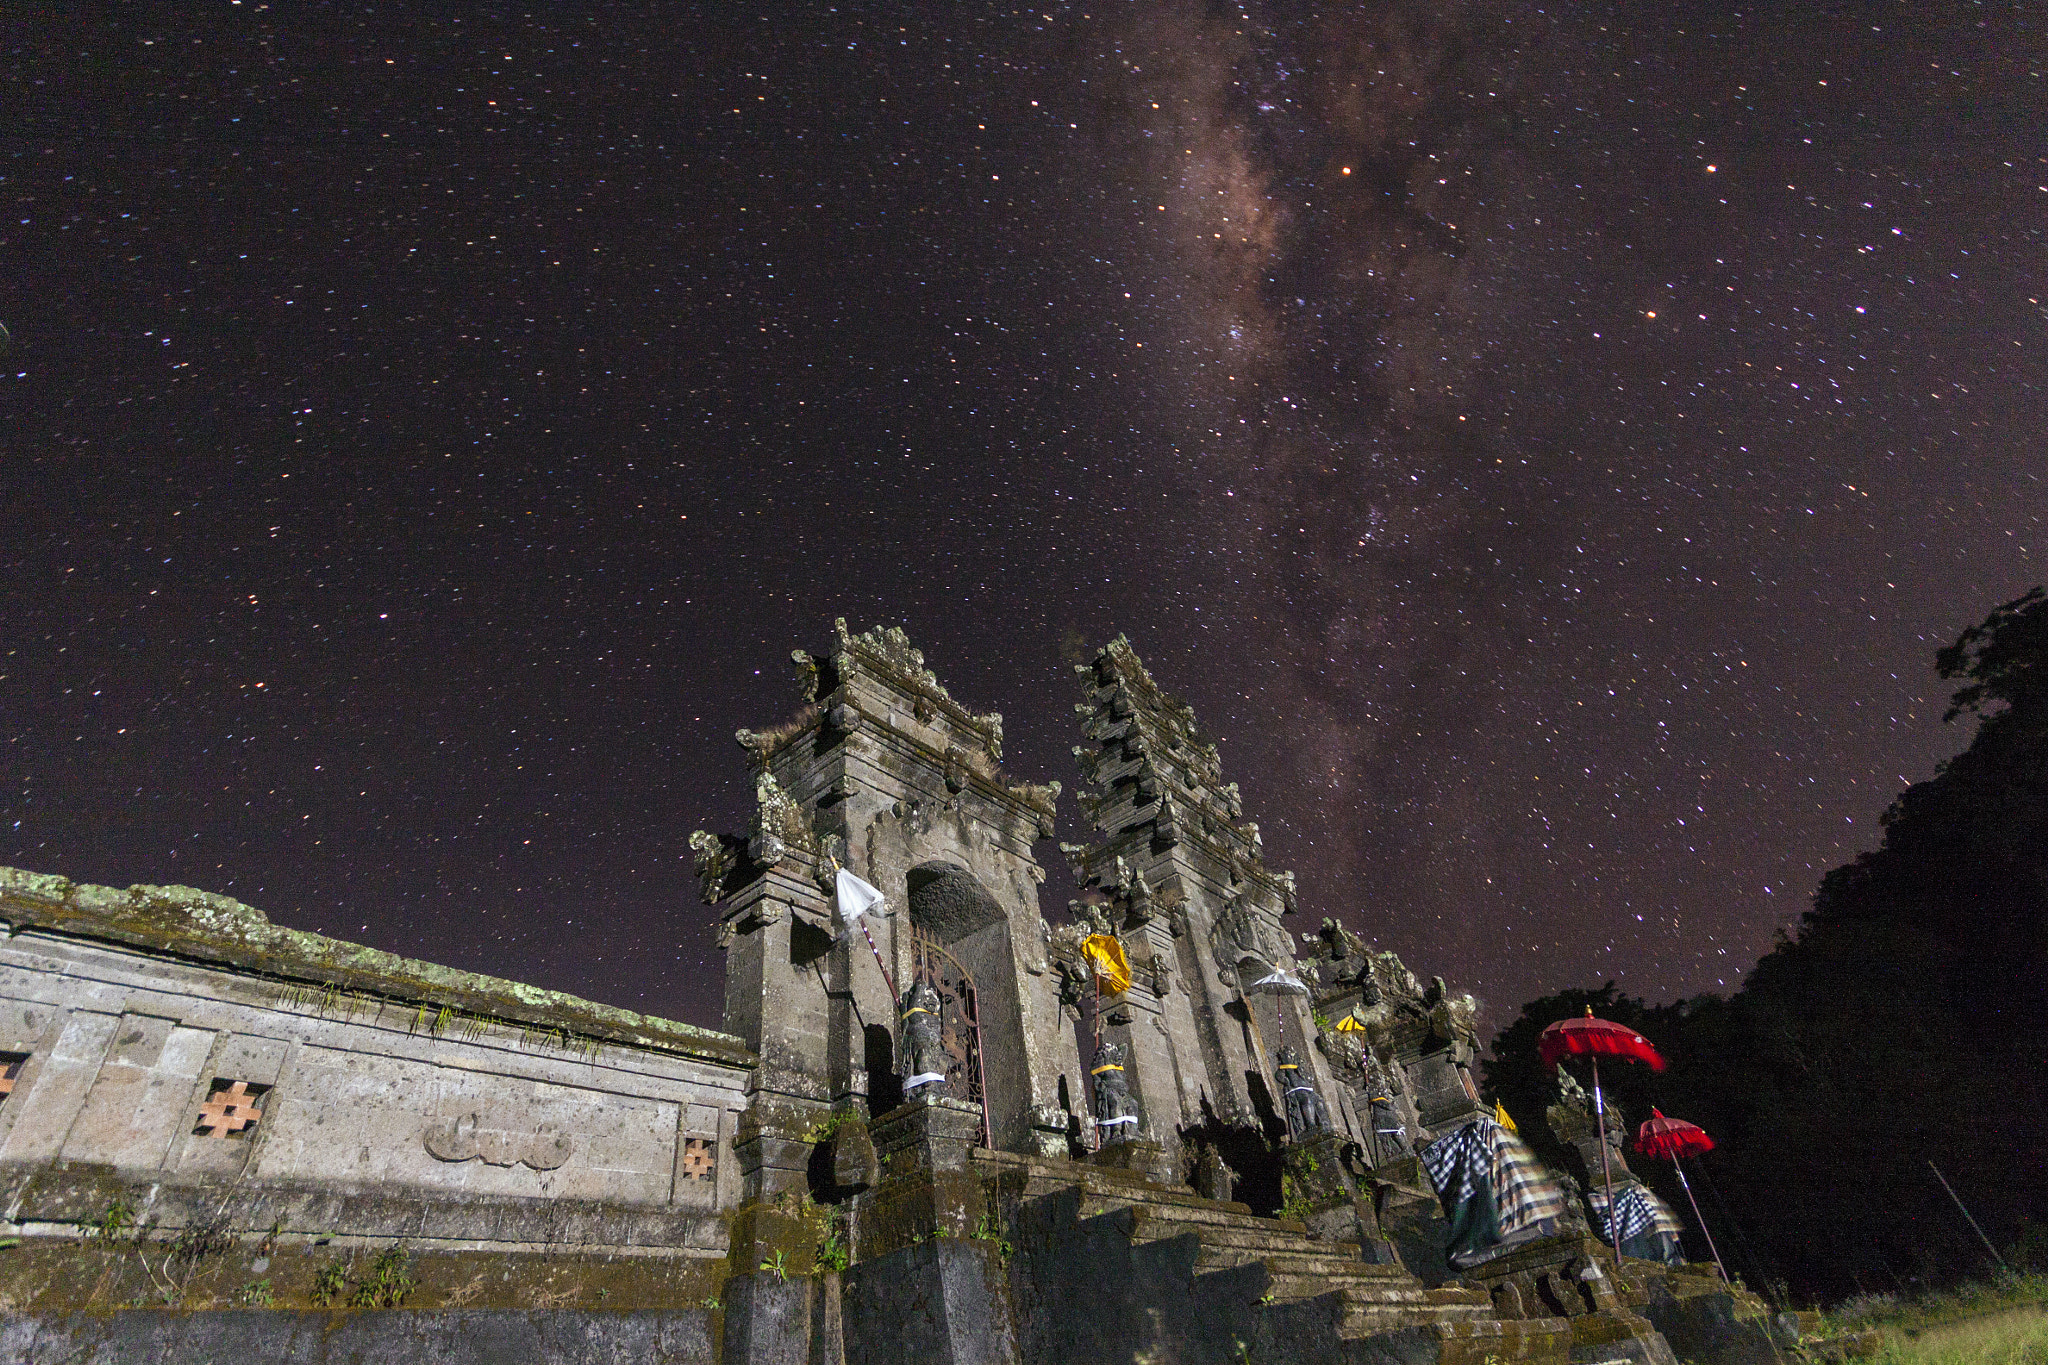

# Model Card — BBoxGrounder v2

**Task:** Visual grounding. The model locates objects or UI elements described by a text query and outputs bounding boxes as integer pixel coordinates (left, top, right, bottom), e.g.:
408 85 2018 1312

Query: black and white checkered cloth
1420 1117 1491 1211
1588 1181 1681 1243
1421 1116 1570 1239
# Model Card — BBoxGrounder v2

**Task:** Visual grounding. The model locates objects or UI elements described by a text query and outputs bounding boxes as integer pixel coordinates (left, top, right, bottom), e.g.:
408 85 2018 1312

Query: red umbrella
1634 1108 1712 1159
1634 1108 1728 1283
1539 1013 1666 1071
1537 1008 1665 1265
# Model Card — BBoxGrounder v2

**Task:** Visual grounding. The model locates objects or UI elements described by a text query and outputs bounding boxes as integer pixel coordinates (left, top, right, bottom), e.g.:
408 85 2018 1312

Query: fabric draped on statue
1587 1181 1685 1263
1420 1116 1570 1267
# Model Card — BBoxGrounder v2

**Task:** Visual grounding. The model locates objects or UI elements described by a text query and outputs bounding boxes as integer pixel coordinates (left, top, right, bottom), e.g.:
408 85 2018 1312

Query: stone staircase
976 1149 1575 1361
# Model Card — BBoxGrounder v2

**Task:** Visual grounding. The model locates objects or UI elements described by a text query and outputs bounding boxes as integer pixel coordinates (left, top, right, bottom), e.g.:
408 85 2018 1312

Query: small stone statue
1090 1039 1138 1143
1360 1054 1411 1165
898 979 948 1094
1275 1045 1330 1137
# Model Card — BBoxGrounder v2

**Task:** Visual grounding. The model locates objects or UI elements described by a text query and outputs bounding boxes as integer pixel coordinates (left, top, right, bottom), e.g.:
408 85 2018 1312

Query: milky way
3 2 2040 1028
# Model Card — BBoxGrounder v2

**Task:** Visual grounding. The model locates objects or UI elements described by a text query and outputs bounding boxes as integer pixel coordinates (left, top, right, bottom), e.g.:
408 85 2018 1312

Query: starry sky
5 1 2042 1031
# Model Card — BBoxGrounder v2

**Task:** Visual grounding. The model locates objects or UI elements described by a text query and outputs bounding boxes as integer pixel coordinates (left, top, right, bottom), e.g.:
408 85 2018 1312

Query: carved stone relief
424 1111 574 1171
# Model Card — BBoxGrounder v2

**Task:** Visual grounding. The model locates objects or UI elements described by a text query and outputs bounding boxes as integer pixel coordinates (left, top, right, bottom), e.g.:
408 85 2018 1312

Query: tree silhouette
1486 587 2048 1301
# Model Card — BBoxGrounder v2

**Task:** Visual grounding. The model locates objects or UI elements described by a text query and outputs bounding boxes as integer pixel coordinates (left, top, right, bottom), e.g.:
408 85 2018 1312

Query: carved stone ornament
790 649 821 702
1208 892 1275 988
829 618 1005 760
424 1111 574 1171
689 829 745 905
750 771 818 865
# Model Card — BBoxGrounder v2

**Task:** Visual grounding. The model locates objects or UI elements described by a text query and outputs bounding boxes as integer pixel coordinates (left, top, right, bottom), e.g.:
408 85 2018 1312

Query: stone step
1135 1214 1334 1249
1077 1184 1296 1226
1219 1249 1419 1283
1184 1231 1360 1271
1343 1314 1576 1364
1260 1271 1439 1306
1339 1301 1490 1335
1117 1201 1316 1244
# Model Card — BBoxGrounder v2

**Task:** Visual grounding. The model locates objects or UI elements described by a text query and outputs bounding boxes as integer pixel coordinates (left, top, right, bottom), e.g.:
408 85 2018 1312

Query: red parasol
1539 1013 1666 1072
1632 1108 1728 1283
1635 1108 1713 1160
1536 1009 1664 1266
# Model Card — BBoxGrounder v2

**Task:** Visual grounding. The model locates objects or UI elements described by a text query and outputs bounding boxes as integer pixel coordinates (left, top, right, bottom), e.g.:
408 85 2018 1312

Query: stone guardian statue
1090 1039 1138 1144
898 978 948 1094
1276 1045 1331 1137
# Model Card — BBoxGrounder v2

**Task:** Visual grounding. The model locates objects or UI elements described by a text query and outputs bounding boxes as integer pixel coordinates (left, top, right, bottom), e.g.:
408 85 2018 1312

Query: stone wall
1 1309 717 1364
0 867 754 1265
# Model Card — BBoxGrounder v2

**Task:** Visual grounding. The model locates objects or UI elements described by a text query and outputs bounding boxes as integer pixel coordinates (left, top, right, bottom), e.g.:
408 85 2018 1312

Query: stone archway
906 861 1031 1151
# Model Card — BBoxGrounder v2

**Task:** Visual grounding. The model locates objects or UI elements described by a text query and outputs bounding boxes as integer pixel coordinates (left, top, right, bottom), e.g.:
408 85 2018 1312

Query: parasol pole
1591 1051 1622 1265
1089 967 1103 1151
858 913 896 1003
830 859 898 1002
1929 1160 2008 1270
1672 1156 1729 1283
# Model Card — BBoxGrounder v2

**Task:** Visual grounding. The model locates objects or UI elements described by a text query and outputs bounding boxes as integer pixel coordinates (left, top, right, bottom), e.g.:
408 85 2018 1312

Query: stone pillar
854 1093 988 1260
841 1091 1018 1365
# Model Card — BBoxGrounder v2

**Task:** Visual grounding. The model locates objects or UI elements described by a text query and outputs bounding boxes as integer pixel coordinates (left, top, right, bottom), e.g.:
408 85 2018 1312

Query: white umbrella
1248 969 1309 996
834 867 896 999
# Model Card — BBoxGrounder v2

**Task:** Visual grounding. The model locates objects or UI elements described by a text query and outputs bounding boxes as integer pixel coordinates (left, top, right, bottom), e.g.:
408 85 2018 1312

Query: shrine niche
908 862 1020 1151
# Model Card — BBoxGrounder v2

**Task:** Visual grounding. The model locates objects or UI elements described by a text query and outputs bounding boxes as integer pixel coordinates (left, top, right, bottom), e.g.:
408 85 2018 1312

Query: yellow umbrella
1081 934 1131 994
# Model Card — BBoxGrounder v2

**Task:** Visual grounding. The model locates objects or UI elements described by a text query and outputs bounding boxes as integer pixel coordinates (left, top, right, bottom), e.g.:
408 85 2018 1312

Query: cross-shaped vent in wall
0 1053 27 1103
195 1079 269 1138
682 1137 716 1183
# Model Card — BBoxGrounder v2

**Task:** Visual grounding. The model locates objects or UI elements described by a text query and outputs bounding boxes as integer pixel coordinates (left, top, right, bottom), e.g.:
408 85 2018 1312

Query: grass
1824 1272 2048 1364
1867 1306 2047 1365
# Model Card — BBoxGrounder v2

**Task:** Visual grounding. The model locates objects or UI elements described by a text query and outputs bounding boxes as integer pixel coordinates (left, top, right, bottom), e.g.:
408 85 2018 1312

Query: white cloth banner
835 868 887 925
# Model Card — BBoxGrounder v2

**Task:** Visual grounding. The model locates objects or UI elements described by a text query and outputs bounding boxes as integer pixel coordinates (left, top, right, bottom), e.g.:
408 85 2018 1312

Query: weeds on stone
238 1278 275 1308
130 1211 238 1306
1277 1175 1314 1223
760 1250 791 1282
90 1199 137 1241
310 1261 350 1308
803 1108 859 1144
348 1244 418 1307
816 1218 851 1273
970 1210 1013 1267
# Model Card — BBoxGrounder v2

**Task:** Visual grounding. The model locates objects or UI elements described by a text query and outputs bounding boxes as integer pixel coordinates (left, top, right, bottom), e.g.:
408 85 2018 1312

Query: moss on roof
0 866 753 1069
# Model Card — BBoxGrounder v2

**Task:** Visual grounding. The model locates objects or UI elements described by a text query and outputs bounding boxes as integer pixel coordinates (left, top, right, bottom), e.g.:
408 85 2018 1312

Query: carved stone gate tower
691 621 1073 1202
1059 636 1355 1167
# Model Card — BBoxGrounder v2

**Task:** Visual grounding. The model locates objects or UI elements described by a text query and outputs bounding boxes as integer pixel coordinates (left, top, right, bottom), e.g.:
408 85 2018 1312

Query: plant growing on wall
349 1244 418 1307
311 1261 350 1307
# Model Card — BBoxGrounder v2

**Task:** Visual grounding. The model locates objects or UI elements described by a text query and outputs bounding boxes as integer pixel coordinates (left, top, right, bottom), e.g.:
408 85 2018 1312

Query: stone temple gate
690 619 1074 1188
690 621 1370 1195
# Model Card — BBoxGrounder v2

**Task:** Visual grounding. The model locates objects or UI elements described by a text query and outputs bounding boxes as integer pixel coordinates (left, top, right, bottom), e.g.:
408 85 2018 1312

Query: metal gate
907 925 991 1149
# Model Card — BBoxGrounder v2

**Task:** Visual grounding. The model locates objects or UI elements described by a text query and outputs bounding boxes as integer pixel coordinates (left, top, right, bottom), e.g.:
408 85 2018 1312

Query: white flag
835 868 887 925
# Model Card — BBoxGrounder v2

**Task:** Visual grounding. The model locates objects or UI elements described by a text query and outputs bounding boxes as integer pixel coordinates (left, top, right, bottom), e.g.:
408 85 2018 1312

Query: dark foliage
1486 589 2048 1303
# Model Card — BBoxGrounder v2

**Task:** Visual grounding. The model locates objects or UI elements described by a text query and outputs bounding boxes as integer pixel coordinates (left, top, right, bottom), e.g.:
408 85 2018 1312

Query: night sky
6 2 2041 1032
